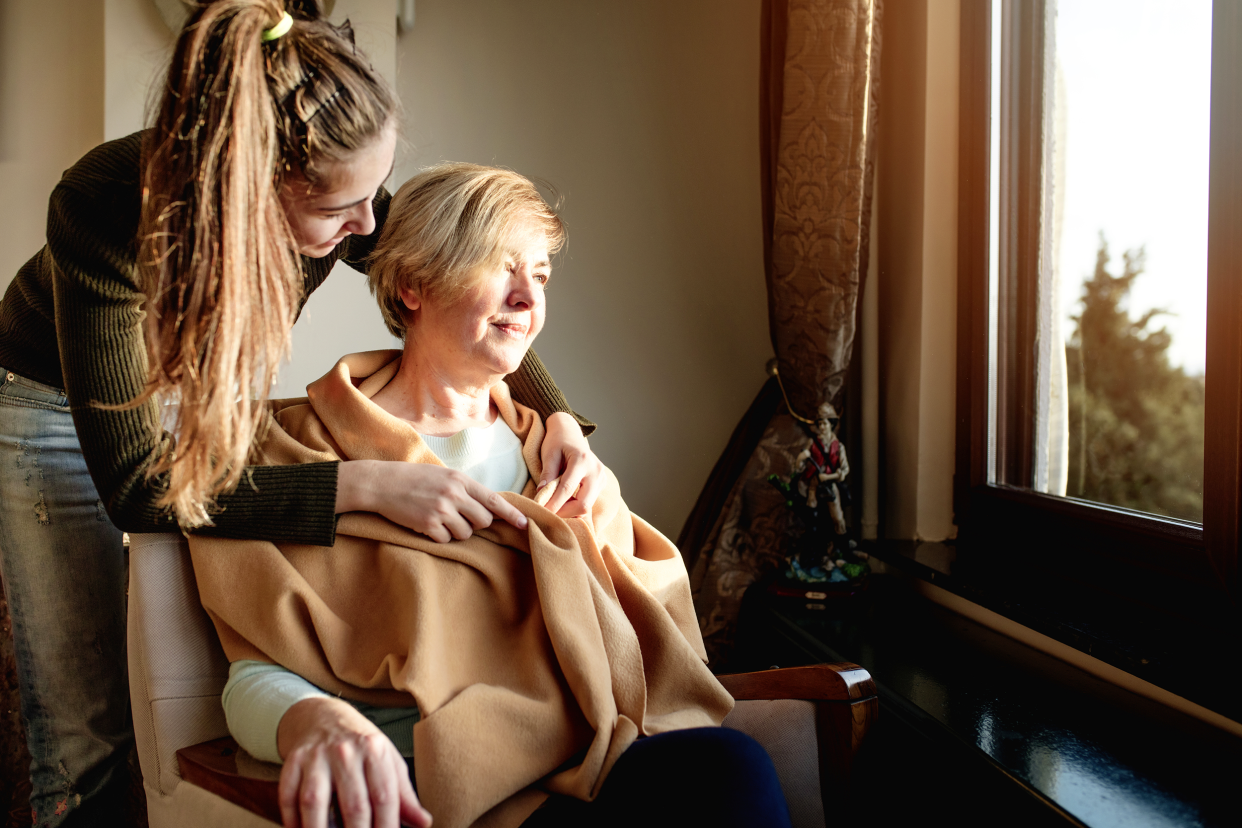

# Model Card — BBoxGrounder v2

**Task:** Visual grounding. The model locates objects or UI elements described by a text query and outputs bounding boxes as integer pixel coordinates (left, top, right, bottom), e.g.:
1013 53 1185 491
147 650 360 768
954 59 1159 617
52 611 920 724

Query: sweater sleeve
222 661 420 763
46 137 341 545
506 350 597 436
221 661 332 764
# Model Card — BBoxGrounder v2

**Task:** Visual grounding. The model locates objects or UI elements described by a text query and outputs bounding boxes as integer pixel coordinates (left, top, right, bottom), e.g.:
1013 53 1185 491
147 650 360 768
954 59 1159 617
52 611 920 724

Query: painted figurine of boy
795 402 850 536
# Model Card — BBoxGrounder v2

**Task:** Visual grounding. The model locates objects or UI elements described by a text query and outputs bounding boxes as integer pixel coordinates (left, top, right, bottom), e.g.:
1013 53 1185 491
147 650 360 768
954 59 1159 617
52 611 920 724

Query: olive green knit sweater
0 132 590 546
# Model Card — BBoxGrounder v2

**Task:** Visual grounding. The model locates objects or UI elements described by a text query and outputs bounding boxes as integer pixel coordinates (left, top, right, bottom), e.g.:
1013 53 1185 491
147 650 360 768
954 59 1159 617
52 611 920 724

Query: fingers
279 755 306 828
359 737 398 828
538 412 577 481
371 450 608 541
540 451 579 513
538 443 567 491
291 747 333 828
465 479 528 529
570 458 606 513
390 751 432 828
279 735 425 828
330 738 373 828
413 471 488 542
374 465 523 542
537 411 604 516
445 474 497 530
542 447 605 516
540 475 579 516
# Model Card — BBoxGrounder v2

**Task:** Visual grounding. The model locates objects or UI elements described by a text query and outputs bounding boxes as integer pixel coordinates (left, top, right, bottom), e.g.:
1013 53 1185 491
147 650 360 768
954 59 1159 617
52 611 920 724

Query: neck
371 343 502 438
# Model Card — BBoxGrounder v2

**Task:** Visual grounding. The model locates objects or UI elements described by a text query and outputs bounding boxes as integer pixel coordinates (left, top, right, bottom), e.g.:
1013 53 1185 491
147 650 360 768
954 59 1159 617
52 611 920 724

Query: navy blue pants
520 727 793 828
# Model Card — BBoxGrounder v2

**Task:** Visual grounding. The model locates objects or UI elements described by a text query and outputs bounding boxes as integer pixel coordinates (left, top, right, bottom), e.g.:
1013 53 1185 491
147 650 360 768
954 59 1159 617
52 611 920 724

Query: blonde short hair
368 163 566 339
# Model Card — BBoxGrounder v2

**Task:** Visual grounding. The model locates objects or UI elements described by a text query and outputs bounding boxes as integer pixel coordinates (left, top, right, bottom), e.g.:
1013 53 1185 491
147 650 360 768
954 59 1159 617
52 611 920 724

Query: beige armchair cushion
127 533 231 796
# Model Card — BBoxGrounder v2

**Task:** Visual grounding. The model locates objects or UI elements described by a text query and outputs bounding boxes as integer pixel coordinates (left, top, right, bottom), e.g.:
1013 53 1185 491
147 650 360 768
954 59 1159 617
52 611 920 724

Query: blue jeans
520 727 793 828
0 367 130 827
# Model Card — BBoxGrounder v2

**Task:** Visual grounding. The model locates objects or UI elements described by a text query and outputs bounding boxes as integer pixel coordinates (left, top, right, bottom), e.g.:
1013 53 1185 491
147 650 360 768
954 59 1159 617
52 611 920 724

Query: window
1049 3 1211 523
954 0 1240 659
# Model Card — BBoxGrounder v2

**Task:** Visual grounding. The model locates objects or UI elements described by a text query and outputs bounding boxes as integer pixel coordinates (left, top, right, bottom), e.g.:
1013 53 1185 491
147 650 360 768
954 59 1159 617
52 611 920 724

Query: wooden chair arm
719 663 878 797
177 665 881 824
178 738 281 824
717 662 876 702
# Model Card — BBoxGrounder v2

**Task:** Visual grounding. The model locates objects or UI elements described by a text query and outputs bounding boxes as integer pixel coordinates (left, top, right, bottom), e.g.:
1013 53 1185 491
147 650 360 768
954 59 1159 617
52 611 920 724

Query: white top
221 415 530 763
419 415 529 495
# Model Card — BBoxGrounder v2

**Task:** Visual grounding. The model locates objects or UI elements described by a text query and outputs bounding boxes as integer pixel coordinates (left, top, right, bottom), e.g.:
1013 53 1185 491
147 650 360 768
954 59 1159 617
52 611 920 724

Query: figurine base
765 572 870 602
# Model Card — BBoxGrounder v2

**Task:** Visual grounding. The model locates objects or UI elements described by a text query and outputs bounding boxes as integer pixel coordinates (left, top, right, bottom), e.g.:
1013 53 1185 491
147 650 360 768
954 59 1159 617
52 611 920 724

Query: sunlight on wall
877 0 960 542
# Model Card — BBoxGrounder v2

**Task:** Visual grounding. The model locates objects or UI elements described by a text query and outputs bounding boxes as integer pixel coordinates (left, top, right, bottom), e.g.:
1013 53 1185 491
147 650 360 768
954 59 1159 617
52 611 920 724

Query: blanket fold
189 351 733 828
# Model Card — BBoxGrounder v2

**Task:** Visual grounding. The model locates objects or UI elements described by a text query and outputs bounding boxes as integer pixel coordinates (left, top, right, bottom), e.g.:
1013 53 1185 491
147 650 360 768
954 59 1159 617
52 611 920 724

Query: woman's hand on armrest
337 459 528 542
277 696 431 828
539 412 606 518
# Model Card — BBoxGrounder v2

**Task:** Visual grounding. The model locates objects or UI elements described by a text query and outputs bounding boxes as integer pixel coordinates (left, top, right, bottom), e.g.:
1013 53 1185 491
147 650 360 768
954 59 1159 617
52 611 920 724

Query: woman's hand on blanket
277 697 432 828
539 412 606 517
338 459 528 542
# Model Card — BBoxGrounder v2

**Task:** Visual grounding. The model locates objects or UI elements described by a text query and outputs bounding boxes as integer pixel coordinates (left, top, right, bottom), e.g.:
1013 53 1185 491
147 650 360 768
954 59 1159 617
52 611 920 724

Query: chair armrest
177 665 881 826
178 738 282 825
719 664 878 798
717 663 875 701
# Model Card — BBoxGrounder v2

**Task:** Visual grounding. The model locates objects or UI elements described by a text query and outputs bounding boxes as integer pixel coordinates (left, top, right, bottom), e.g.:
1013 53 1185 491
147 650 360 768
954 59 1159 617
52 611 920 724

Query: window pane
1039 0 1211 522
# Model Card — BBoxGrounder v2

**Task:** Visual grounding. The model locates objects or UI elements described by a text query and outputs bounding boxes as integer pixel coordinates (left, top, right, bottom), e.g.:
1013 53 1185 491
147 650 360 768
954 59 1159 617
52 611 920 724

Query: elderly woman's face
402 226 550 379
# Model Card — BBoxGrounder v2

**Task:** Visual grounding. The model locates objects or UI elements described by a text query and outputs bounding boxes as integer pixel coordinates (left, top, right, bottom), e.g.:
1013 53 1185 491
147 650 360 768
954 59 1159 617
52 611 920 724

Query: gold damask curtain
685 0 881 667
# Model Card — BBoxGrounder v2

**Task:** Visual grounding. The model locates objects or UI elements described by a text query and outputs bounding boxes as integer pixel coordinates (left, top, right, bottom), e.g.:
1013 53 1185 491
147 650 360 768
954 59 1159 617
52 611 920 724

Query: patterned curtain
686 0 881 668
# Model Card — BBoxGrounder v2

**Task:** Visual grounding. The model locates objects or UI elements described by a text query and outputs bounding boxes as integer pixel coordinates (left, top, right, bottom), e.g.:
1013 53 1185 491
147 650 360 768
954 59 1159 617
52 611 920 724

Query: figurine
794 403 850 536
768 402 865 589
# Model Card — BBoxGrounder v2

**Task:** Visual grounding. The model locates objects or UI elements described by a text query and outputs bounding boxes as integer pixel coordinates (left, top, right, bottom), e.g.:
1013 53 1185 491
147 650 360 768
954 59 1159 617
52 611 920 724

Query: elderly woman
190 164 792 828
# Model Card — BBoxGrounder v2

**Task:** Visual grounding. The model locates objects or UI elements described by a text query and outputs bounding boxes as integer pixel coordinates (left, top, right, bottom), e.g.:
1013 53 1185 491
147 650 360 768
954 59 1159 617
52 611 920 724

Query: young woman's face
279 126 398 257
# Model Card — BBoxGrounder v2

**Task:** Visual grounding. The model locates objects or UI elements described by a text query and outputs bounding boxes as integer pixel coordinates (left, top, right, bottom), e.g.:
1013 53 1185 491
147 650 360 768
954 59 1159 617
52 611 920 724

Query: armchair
127 533 876 828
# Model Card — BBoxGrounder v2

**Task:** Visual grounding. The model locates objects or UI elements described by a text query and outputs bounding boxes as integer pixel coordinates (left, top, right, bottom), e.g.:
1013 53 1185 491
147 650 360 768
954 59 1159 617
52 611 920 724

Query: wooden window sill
732 573 1241 828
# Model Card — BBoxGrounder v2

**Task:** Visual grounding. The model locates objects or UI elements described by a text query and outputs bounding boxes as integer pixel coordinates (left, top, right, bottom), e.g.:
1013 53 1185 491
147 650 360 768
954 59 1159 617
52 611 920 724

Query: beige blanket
189 351 733 828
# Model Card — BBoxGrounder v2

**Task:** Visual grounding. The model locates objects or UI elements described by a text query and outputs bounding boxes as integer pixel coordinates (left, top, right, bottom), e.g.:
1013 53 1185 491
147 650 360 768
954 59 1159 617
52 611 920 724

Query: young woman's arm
45 135 346 544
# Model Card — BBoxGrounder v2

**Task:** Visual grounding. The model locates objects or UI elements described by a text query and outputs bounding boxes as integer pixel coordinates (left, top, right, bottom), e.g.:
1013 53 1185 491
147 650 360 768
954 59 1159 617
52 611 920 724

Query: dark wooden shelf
731 574 1242 828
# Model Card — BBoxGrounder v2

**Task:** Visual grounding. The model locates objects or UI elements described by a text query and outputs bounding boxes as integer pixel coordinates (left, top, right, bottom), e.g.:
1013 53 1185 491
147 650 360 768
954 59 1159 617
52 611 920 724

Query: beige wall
385 0 771 535
0 0 104 292
104 0 169 141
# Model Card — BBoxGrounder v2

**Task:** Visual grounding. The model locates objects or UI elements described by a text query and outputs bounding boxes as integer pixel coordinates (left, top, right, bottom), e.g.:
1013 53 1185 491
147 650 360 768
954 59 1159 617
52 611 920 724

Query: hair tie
262 11 293 42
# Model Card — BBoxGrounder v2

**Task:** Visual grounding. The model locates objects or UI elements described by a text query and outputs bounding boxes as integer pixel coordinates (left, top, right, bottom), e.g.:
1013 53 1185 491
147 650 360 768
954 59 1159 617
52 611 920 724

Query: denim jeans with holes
0 367 130 827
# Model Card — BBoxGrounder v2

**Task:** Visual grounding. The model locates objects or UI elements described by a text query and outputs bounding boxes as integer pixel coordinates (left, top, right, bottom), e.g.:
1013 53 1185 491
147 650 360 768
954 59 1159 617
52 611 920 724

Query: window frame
953 0 1240 634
